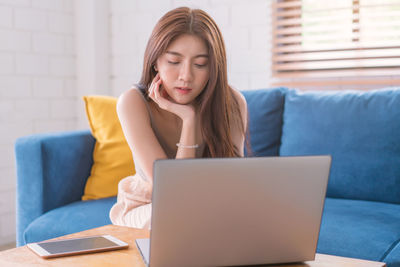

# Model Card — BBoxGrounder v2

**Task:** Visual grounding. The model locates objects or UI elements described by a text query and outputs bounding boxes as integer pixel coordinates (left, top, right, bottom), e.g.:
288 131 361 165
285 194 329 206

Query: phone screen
37 236 119 254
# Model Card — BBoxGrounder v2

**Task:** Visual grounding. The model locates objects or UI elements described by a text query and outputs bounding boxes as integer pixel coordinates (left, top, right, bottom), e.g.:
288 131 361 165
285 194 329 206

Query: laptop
136 155 331 267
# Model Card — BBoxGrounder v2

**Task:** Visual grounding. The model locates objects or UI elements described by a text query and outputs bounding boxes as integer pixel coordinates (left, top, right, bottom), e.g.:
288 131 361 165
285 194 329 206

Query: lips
175 87 192 94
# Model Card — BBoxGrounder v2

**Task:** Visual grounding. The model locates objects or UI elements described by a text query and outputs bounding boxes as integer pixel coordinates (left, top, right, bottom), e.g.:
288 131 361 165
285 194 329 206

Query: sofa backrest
242 88 287 157
279 87 400 204
243 87 400 204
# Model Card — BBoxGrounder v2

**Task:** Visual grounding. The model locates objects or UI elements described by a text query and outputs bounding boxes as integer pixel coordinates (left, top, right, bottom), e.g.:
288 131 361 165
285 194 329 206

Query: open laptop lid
143 155 331 267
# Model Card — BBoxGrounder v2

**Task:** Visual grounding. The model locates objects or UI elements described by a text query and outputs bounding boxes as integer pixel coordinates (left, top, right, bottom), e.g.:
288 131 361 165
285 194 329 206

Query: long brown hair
139 7 246 157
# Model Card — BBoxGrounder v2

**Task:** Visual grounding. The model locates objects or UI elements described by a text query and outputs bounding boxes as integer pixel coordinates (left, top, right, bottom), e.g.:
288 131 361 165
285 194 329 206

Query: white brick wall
0 0 76 246
32 0 66 11
16 54 49 75
0 6 13 27
15 9 47 31
0 29 31 51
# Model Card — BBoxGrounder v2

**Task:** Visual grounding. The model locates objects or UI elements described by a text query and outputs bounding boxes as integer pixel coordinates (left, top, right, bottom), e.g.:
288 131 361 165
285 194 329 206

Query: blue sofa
15 87 400 266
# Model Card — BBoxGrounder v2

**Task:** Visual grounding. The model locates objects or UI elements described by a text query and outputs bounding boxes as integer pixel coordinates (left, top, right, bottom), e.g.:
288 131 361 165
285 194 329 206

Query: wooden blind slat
273 15 354 27
275 35 356 45
273 48 400 62
272 9 302 18
275 32 400 45
273 68 400 78
271 78 400 87
273 5 400 18
273 43 400 53
273 17 400 30
273 58 400 71
300 3 400 12
273 1 302 9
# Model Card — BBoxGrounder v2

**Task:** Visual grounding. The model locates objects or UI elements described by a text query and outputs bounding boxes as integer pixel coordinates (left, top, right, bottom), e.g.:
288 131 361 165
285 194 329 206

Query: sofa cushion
82 96 135 200
241 87 287 157
23 197 116 245
280 88 400 204
318 198 400 266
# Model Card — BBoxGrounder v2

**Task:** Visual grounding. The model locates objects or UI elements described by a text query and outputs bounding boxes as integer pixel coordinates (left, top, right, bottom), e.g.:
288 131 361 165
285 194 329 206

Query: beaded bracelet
176 143 199 149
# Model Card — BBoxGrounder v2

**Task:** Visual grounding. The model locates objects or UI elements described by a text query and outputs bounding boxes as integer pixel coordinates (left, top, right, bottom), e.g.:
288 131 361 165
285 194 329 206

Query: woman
110 7 248 229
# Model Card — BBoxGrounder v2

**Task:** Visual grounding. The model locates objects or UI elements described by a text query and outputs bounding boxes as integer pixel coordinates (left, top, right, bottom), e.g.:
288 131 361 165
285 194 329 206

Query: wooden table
0 225 386 266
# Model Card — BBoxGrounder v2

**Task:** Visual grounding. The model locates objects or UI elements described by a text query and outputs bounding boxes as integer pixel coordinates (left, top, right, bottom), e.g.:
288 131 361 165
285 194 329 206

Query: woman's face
155 34 210 105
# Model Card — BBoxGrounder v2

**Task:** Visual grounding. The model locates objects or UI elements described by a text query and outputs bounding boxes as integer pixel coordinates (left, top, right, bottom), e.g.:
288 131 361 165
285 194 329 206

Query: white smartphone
27 235 129 259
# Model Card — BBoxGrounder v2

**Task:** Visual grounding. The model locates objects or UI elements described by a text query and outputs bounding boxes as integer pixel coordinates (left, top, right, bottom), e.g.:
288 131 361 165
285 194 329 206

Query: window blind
272 0 400 79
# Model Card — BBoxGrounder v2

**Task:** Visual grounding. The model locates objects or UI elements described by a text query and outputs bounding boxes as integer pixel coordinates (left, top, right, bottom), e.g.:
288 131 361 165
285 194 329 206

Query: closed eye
168 61 179 65
195 63 207 68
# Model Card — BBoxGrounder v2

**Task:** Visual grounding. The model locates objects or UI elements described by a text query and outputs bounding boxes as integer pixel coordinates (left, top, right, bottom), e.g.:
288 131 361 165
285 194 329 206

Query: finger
154 82 160 100
149 83 155 96
148 74 160 94
154 80 162 98
153 73 160 84
149 79 162 103
148 82 155 99
154 75 161 88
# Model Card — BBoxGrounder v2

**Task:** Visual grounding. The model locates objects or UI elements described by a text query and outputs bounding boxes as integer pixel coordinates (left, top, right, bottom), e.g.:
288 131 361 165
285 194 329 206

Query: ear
154 64 158 72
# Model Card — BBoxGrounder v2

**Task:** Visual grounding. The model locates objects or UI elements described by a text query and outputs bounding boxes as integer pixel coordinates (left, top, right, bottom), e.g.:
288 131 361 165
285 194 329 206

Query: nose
178 62 193 83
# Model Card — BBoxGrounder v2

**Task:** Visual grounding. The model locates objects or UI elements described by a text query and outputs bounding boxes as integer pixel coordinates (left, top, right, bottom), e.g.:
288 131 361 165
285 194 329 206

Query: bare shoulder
117 88 146 110
117 87 148 115
117 86 144 108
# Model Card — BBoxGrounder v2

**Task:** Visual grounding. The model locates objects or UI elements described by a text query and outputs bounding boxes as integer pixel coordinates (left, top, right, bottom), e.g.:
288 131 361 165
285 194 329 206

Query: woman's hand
148 73 196 122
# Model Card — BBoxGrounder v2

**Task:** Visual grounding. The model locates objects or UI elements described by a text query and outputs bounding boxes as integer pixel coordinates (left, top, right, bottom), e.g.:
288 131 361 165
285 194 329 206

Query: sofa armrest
15 130 95 246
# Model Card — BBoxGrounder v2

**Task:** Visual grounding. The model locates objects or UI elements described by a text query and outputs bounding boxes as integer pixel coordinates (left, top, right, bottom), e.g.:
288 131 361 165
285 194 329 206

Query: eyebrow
166 51 209 58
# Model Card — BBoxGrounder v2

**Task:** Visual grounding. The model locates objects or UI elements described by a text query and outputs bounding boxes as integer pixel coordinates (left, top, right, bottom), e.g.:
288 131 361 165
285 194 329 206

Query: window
272 0 400 87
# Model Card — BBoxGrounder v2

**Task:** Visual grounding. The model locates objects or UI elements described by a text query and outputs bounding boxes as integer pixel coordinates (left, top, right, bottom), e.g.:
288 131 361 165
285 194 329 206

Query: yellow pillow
82 95 135 200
